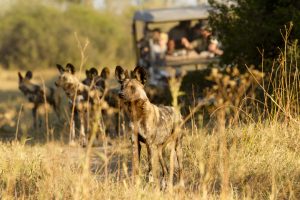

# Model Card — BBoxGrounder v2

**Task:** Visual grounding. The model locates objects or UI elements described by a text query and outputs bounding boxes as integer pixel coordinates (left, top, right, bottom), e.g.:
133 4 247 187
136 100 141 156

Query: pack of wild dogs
18 64 184 188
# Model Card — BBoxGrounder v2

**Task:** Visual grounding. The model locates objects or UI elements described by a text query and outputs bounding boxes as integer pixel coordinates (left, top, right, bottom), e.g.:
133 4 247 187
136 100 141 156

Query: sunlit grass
0 121 299 199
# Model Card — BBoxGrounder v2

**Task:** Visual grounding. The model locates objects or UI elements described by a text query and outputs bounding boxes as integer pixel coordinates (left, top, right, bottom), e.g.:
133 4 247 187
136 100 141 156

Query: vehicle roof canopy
133 5 212 23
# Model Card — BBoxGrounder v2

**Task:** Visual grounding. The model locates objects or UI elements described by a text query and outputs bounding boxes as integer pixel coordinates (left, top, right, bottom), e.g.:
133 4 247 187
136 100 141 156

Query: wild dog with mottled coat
55 63 107 146
115 66 184 187
83 67 122 138
18 71 60 128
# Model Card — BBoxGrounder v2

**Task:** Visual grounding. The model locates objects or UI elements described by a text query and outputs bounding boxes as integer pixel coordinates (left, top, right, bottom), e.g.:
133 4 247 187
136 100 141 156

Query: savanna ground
0 63 300 200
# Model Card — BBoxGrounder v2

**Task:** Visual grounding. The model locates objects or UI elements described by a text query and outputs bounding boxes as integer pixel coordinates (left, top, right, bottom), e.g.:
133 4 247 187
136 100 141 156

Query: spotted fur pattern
55 63 105 146
115 66 184 187
82 67 121 138
18 71 60 128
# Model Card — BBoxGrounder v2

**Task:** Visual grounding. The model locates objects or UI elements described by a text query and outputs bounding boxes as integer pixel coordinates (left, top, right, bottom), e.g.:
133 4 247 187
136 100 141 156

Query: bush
0 2 134 69
209 0 300 68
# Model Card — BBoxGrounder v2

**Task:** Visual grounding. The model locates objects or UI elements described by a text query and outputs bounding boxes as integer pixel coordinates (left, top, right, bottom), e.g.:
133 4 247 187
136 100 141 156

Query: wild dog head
82 67 98 86
56 63 105 105
18 71 42 102
95 67 110 94
115 66 148 102
83 67 110 94
55 63 77 88
55 63 81 97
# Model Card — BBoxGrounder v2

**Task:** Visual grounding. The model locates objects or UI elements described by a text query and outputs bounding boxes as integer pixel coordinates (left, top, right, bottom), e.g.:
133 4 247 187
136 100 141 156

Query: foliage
0 2 134 69
209 0 300 68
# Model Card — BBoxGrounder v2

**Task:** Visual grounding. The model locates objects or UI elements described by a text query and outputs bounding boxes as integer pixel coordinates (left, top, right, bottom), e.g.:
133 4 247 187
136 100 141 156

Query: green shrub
0 2 134 69
209 0 300 69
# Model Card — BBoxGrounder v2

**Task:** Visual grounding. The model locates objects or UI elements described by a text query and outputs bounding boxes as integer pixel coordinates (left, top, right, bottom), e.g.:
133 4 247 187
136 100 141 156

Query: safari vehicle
132 5 220 83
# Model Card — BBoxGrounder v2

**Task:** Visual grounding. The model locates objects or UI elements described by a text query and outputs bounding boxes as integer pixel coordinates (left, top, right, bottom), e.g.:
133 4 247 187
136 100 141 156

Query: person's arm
208 38 223 55
181 37 194 50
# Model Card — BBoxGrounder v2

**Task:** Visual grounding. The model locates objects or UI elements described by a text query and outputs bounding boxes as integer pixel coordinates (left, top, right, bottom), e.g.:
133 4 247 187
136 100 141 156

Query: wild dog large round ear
133 66 147 85
66 63 75 74
56 64 65 74
100 67 110 79
18 72 23 81
90 67 99 78
115 65 126 83
85 69 91 78
25 71 33 80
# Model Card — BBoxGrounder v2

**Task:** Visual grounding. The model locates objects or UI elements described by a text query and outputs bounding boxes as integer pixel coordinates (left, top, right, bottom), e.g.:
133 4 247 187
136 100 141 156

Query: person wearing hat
188 20 224 57
149 28 168 66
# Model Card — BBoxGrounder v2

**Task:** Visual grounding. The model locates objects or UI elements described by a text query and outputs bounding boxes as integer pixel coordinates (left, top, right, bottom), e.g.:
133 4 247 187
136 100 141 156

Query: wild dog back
18 71 43 103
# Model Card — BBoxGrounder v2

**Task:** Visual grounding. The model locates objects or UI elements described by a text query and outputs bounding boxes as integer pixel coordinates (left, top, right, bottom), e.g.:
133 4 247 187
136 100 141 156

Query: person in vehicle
167 20 192 55
188 21 224 57
149 28 168 66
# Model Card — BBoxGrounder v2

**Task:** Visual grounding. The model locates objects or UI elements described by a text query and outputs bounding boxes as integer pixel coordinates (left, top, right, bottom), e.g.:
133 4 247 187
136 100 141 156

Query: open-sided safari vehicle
132 5 220 83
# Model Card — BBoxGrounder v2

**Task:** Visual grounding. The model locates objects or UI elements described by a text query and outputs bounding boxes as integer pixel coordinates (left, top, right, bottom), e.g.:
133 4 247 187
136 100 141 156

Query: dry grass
1 66 300 199
0 121 299 199
0 67 299 199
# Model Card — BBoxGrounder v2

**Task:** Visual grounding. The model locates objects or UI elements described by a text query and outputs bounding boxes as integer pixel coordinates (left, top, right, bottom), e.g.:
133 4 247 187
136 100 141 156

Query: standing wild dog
55 63 107 146
115 66 184 187
18 71 60 128
82 67 121 137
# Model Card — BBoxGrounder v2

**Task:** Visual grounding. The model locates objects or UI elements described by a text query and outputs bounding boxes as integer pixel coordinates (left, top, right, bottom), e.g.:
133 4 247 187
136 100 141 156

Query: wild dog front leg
129 123 140 177
175 136 184 187
134 133 153 181
131 127 152 180
149 144 159 186
145 142 152 178
158 146 168 177
158 145 168 189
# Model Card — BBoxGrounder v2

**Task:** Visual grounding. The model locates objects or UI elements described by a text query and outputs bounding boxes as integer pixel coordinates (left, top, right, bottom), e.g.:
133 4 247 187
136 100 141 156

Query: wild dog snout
118 91 124 99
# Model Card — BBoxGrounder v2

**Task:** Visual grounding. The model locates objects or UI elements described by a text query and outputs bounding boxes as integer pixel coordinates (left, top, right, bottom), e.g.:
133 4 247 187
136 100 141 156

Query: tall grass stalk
15 104 23 141
69 33 89 145
41 77 50 142
248 23 300 124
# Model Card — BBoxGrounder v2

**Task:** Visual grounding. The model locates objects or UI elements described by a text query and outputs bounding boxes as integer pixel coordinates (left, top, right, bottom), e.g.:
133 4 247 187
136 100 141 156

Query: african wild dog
18 71 60 128
83 67 122 138
115 66 184 187
82 67 110 95
55 63 107 146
